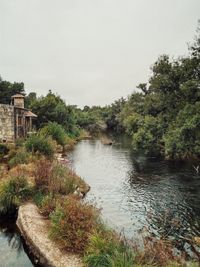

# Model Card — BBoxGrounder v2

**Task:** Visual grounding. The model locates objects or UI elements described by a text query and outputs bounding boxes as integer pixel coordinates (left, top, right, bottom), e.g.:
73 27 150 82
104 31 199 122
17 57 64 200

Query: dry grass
50 195 99 254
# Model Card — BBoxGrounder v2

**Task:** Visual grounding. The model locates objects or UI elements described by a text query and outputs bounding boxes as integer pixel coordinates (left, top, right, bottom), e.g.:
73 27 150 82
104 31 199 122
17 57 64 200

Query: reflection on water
0 217 34 267
68 137 200 249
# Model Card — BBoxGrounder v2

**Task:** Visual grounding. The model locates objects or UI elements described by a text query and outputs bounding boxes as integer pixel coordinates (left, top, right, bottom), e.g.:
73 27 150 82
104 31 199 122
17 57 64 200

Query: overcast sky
0 0 200 107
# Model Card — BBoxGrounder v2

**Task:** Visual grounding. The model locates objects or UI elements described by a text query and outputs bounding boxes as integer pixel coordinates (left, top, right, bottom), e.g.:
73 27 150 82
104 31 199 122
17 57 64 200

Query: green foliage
25 134 54 158
84 229 135 267
93 24 200 160
76 106 106 133
50 196 98 253
8 149 31 167
25 92 37 108
164 102 200 159
39 122 67 146
29 90 79 136
37 193 57 217
104 98 126 133
33 190 46 207
132 116 164 155
0 176 32 214
0 77 24 104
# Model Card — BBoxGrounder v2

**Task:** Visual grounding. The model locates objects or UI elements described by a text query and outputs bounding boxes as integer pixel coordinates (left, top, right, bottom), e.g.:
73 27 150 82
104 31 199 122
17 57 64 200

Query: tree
0 77 24 104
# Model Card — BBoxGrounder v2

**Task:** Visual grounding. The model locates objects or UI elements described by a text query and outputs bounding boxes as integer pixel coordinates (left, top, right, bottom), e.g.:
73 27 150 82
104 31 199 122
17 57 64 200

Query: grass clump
33 159 87 195
33 158 52 192
8 149 32 168
34 192 57 217
39 122 67 147
50 195 98 253
84 226 135 267
0 176 33 214
25 134 54 158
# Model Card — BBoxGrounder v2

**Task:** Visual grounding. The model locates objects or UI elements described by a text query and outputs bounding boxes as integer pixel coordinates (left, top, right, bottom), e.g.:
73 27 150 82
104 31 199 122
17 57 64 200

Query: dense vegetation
75 26 200 160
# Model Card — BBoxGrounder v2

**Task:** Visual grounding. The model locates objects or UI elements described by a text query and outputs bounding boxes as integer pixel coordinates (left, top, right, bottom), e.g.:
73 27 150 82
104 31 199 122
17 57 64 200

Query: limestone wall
0 104 15 142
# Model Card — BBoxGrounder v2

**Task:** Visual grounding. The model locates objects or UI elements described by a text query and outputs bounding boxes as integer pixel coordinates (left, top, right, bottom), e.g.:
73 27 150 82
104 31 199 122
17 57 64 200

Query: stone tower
11 94 25 108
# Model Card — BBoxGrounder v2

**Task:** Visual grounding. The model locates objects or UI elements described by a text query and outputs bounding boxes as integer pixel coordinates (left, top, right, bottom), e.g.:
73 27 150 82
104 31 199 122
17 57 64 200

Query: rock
17 203 84 267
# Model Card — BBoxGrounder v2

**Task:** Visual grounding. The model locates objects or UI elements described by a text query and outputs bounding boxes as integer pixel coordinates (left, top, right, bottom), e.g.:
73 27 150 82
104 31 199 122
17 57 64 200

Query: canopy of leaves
0 76 24 104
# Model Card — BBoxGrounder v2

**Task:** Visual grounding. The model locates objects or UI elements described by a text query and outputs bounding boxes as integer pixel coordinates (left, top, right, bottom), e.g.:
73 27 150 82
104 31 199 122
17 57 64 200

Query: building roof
11 94 25 98
24 110 37 117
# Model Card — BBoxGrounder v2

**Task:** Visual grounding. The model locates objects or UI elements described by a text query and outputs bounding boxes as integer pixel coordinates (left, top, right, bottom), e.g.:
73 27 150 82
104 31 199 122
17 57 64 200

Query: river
68 136 200 250
0 216 35 267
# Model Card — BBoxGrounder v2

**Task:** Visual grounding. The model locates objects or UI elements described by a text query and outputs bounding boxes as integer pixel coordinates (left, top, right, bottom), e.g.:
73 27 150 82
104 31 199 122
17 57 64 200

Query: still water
69 137 200 249
0 217 34 267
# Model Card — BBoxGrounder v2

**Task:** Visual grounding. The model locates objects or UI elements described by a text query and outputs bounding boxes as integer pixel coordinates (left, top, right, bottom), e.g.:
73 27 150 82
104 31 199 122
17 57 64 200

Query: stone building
0 94 37 142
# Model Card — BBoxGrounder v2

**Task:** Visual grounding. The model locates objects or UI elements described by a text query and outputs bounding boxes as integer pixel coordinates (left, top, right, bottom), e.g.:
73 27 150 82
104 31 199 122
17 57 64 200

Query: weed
39 193 57 217
84 227 135 267
0 176 33 214
50 195 98 253
8 149 31 168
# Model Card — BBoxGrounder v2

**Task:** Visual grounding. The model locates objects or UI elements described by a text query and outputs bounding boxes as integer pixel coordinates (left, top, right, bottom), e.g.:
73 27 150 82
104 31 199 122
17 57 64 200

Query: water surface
0 217 35 267
68 137 200 249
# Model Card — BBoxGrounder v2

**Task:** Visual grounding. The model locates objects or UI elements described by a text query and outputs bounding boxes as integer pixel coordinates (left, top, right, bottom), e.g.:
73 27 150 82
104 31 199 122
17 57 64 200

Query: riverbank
17 203 83 267
0 135 200 266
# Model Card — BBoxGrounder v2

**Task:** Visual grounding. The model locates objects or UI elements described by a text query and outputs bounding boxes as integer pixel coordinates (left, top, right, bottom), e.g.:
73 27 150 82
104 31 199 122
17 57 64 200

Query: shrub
33 160 86 195
0 176 33 214
33 158 52 192
50 196 98 253
8 149 31 168
40 122 67 147
49 163 77 195
25 134 54 158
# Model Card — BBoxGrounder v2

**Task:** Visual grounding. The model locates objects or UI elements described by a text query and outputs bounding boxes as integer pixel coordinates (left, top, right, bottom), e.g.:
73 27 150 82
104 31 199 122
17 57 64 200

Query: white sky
0 0 200 107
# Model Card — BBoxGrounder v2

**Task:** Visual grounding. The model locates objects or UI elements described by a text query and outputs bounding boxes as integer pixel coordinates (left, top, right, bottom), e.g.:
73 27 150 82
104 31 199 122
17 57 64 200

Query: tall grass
50 195 98 253
0 176 33 214
84 227 135 267
33 159 87 195
8 149 32 168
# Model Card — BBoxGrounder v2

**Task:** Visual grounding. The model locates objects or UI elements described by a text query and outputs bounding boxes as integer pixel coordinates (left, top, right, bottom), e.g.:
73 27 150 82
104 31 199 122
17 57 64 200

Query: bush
8 149 31 168
40 122 67 147
50 196 98 253
25 134 54 158
0 176 33 214
33 159 86 195
49 163 77 195
33 158 52 192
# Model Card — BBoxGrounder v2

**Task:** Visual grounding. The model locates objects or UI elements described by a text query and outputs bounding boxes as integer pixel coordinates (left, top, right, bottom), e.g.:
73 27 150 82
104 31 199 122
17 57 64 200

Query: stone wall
0 104 15 142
